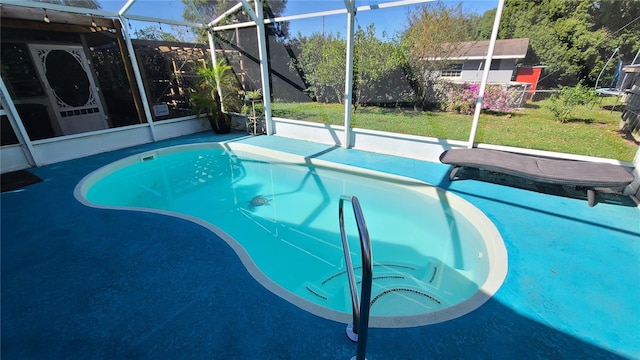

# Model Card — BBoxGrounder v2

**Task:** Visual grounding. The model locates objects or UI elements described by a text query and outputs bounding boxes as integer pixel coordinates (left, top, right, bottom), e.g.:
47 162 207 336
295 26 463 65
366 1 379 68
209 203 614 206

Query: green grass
272 99 638 161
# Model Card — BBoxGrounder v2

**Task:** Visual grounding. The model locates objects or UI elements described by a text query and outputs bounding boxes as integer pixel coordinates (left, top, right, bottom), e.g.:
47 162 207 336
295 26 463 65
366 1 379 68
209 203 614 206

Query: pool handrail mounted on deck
338 195 373 360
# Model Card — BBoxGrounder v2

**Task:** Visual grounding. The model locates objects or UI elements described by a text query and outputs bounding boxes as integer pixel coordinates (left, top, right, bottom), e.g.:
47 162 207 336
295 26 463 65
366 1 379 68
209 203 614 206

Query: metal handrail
338 195 373 360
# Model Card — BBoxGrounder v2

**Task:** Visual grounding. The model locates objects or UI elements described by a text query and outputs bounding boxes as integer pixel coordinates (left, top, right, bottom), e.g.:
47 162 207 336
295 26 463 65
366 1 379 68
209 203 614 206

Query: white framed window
441 63 463 77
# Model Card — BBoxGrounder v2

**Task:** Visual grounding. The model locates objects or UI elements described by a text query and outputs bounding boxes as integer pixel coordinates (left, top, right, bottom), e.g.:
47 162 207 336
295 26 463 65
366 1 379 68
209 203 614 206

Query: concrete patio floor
2 131 639 359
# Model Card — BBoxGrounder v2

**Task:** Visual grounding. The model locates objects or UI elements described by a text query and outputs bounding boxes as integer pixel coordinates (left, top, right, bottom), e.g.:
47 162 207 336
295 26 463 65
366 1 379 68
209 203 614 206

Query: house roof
440 38 530 61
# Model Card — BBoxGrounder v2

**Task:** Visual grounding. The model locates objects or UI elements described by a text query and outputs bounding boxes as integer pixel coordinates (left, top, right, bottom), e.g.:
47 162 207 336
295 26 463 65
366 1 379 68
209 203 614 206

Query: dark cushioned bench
439 148 636 206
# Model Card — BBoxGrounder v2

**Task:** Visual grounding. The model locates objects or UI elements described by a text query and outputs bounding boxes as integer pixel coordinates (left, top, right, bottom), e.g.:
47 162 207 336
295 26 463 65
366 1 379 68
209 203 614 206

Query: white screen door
29 44 108 135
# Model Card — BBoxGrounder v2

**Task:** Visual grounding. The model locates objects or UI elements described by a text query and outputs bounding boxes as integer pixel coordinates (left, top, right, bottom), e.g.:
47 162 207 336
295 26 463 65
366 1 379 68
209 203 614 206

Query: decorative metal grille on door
29 45 107 135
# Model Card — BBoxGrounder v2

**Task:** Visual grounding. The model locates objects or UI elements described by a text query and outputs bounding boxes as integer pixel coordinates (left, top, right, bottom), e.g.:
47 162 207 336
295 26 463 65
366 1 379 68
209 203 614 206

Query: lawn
271 98 638 161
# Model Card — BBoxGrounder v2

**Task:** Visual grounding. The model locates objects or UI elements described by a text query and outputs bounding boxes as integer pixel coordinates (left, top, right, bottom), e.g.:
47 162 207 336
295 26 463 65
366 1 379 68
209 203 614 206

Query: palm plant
190 59 241 133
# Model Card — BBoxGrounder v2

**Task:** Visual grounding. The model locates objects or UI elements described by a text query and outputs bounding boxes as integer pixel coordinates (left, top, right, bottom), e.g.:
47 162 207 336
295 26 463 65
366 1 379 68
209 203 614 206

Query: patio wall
2 118 209 169
273 117 468 163
0 144 29 173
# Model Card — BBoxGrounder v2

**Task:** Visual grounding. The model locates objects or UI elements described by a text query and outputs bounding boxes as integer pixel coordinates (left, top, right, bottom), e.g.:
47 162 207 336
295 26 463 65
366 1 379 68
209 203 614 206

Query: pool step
368 274 447 314
370 287 442 306
304 282 331 301
304 261 448 313
319 261 438 288
304 260 480 315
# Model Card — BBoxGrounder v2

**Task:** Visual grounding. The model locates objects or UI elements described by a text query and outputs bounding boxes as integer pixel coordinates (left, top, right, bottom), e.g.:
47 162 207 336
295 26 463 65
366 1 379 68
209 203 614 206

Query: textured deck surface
2 132 639 359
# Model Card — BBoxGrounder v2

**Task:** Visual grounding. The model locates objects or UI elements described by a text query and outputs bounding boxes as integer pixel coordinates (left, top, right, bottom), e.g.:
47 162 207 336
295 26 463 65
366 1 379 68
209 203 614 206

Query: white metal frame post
467 0 504 148
209 3 244 27
207 3 247 115
118 0 136 15
254 0 274 135
117 12 157 141
343 0 356 148
207 30 227 115
0 76 38 166
240 0 274 135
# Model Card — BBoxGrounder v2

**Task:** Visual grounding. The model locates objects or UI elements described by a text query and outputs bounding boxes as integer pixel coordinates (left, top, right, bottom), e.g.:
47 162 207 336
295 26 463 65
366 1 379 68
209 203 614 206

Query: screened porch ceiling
0 0 462 32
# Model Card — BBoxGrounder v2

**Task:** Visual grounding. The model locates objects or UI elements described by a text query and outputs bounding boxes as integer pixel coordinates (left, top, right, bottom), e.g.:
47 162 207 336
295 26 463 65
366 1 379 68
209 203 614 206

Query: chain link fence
528 89 559 102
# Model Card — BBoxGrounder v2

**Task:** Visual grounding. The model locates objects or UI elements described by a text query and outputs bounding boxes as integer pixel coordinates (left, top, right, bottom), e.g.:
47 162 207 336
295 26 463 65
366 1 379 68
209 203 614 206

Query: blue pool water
75 142 507 327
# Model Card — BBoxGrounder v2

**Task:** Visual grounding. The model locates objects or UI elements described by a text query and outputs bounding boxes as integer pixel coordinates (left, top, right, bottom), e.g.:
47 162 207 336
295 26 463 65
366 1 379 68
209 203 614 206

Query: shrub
546 83 597 123
484 85 513 112
446 83 477 114
446 83 514 114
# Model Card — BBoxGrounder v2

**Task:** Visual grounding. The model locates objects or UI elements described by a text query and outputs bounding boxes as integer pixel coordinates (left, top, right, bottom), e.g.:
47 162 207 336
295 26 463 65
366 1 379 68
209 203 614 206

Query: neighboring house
436 38 530 84
426 38 533 109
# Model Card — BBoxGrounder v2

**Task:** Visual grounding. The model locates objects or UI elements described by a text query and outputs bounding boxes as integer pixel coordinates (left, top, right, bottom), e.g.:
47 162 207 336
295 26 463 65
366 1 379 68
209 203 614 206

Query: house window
441 63 463 77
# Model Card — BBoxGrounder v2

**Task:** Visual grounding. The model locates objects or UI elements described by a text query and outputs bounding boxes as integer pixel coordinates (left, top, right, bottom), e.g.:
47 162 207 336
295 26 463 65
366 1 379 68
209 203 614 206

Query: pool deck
2 131 639 359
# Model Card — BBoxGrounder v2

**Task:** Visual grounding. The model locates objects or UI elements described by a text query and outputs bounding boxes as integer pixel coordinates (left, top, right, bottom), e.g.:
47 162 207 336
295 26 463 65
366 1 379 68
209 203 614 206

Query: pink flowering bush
446 83 514 114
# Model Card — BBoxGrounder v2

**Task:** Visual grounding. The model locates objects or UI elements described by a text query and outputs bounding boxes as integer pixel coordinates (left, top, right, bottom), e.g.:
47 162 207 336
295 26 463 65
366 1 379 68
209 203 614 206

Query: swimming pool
75 142 507 327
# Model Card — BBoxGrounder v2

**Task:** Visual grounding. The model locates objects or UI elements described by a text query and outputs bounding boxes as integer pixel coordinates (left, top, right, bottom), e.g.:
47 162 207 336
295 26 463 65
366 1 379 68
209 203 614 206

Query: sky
97 0 499 41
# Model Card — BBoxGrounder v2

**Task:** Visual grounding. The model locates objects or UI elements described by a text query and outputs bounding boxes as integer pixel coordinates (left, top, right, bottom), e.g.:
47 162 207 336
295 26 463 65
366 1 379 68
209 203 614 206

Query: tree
400 1 477 110
473 8 496 40
477 0 640 87
190 59 242 133
353 25 408 109
134 25 182 42
504 0 606 86
291 24 410 107
546 83 597 122
591 0 640 76
292 33 346 103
